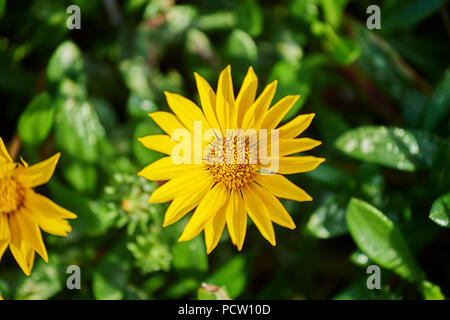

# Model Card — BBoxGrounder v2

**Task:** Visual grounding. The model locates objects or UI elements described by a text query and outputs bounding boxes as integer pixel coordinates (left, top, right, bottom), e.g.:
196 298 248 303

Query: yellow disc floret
0 169 25 215
206 134 258 190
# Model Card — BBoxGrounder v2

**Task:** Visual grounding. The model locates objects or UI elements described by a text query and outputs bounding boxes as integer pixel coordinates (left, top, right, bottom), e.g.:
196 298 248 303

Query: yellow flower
0 138 77 275
138 66 324 253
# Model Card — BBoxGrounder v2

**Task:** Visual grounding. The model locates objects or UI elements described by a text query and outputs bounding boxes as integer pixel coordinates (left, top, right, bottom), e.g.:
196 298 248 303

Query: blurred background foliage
0 0 449 300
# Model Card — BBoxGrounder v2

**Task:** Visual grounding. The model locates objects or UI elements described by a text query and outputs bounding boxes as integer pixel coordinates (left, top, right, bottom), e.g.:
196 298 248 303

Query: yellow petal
0 137 12 163
11 208 48 262
163 178 215 227
242 80 277 130
17 153 60 188
243 185 276 246
164 91 211 133
260 95 300 129
251 183 296 229
216 65 236 130
178 183 228 242
194 72 221 131
278 113 315 139
148 112 186 139
278 138 322 156
8 217 35 276
277 156 325 174
138 156 204 181
255 174 312 202
236 67 258 125
25 190 76 235
138 135 178 155
149 169 212 203
0 214 10 262
204 205 227 254
225 190 247 251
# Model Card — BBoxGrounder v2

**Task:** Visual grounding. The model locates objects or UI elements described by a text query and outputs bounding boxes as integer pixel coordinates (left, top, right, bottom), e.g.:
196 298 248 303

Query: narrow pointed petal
251 183 296 229
242 81 277 130
277 138 322 156
0 137 12 163
17 153 60 188
277 156 325 174
216 66 236 131
149 169 212 203
11 209 48 262
0 214 10 261
204 205 227 254
261 95 300 129
25 191 76 235
278 113 315 139
164 91 211 133
243 185 276 246
194 72 221 131
149 112 186 139
138 156 204 181
8 217 35 276
226 190 247 251
138 135 178 155
163 178 215 227
178 183 228 242
255 174 312 202
236 67 258 125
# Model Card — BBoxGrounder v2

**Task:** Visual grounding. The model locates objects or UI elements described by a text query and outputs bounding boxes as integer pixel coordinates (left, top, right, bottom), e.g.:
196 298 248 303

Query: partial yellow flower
0 138 77 275
138 66 324 253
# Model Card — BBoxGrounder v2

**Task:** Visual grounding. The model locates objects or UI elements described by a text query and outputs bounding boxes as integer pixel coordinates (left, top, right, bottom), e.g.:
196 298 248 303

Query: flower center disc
205 135 258 190
0 175 24 215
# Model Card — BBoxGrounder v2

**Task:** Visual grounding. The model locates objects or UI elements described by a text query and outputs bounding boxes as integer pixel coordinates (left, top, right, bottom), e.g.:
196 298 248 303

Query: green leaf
306 193 348 239
60 159 98 194
127 93 158 119
93 242 131 300
422 69 450 132
420 280 445 300
119 57 153 100
429 192 450 228
54 98 106 162
335 126 440 172
346 198 424 282
18 92 54 145
236 0 263 37
47 41 84 85
15 256 63 300
382 0 447 32
225 29 258 75
320 0 348 28
172 236 208 275
206 255 248 299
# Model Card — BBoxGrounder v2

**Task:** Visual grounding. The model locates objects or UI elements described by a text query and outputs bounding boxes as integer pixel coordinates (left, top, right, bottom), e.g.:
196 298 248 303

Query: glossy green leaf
54 98 106 162
382 0 447 31
93 242 131 300
206 255 248 299
307 194 348 238
172 236 208 275
422 69 450 132
47 41 84 85
429 192 450 228
335 126 440 172
346 198 424 282
18 92 54 145
420 280 445 300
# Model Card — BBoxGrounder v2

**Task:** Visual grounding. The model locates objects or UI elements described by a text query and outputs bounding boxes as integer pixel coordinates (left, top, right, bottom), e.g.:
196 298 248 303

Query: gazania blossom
138 66 324 253
0 138 77 275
